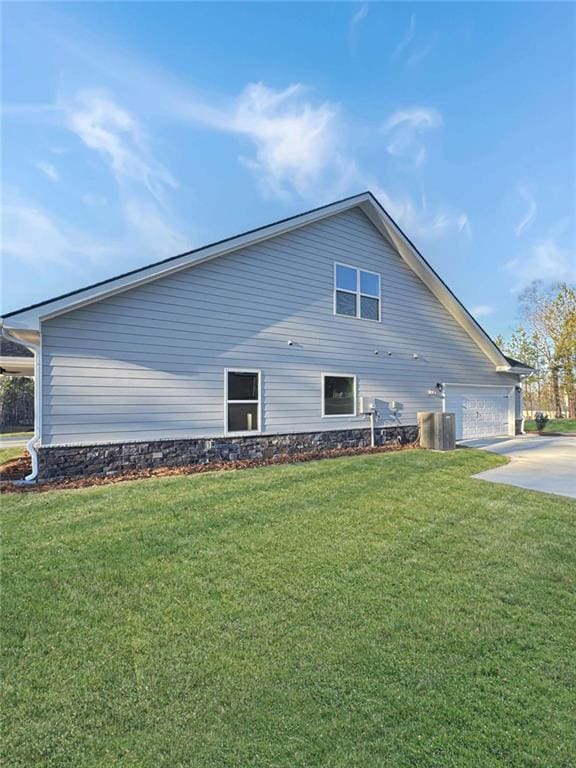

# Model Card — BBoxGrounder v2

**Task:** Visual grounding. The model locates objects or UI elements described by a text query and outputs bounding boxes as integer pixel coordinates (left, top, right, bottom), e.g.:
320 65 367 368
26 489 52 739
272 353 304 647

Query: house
0 336 34 377
1 192 532 481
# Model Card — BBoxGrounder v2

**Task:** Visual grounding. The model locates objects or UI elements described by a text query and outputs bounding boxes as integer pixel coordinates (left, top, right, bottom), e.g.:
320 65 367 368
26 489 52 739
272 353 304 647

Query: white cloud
406 45 432 68
351 4 369 28
1 200 114 266
222 83 341 200
350 4 369 50
2 15 467 245
506 237 576 285
3 35 469 258
175 82 462 233
383 107 443 167
514 185 537 237
178 78 467 238
65 89 177 202
35 161 59 182
3 90 192 270
2 192 191 269
391 15 432 67
471 304 496 318
61 90 191 261
392 14 415 59
370 184 470 240
122 197 191 257
173 81 345 201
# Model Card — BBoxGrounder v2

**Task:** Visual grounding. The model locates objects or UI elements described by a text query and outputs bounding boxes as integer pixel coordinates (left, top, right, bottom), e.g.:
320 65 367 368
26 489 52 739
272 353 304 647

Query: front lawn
0 446 24 465
2 450 575 767
525 418 576 433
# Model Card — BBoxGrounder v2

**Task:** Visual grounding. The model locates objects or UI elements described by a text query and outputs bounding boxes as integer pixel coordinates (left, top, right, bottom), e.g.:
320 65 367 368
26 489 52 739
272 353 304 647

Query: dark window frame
321 373 357 418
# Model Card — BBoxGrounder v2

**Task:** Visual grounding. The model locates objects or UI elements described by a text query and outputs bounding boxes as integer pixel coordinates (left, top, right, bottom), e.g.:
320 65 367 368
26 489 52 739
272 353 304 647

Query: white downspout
369 408 376 448
1 326 41 483
518 377 526 435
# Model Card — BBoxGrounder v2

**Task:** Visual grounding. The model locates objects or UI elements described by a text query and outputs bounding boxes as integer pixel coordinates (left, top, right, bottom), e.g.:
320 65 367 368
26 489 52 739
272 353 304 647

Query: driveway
461 434 576 499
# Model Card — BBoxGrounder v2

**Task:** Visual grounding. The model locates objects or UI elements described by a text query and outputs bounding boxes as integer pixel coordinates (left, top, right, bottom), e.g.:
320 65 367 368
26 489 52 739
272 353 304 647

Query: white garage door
445 386 513 440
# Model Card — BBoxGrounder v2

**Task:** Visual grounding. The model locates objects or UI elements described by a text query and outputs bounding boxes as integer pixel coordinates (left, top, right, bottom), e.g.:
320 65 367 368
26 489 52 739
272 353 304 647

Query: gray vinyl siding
41 208 517 445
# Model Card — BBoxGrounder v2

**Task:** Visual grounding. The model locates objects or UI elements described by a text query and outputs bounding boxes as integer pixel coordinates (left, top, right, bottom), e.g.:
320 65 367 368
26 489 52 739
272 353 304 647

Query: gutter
1 324 41 483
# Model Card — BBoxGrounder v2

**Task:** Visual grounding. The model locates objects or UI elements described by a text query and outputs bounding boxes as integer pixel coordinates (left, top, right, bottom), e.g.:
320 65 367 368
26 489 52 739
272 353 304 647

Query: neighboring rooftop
505 355 534 370
0 334 34 376
0 337 33 358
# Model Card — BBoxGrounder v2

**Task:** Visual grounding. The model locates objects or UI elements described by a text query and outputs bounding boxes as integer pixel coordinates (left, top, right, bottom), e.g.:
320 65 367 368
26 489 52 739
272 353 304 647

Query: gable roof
1 191 514 370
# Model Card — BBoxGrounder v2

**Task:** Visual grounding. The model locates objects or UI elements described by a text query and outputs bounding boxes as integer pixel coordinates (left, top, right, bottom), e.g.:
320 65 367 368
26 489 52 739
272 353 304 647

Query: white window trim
224 368 262 436
321 372 357 418
333 262 381 323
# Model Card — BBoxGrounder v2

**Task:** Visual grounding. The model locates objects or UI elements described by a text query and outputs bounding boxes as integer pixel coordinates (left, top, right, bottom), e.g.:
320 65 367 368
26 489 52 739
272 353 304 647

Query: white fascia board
0 325 40 351
496 365 534 374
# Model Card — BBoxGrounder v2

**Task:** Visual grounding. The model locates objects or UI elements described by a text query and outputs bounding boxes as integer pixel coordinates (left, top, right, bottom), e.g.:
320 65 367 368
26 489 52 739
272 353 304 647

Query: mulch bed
1 442 417 494
0 455 31 483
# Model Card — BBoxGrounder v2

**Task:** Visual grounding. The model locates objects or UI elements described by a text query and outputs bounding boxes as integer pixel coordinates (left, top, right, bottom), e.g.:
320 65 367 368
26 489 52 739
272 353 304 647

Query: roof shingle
0 337 34 358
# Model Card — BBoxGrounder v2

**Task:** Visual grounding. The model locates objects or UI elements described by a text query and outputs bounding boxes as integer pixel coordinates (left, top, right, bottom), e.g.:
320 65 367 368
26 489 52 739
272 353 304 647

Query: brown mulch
0 442 417 495
0 455 31 482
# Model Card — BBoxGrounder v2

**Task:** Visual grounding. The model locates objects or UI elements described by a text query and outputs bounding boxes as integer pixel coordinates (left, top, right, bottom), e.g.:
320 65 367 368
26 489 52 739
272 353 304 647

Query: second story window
334 263 381 321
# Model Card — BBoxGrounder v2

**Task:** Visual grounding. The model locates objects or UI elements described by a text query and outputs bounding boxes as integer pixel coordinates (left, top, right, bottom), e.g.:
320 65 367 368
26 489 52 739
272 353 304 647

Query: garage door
445 386 513 440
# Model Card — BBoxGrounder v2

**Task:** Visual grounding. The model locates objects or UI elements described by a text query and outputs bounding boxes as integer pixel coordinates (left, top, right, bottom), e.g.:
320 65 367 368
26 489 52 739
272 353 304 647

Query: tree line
496 282 576 418
0 376 34 428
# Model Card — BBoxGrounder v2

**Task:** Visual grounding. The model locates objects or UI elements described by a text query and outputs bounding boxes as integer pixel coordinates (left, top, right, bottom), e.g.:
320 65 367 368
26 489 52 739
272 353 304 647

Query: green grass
2 450 575 767
0 446 25 465
525 418 576 433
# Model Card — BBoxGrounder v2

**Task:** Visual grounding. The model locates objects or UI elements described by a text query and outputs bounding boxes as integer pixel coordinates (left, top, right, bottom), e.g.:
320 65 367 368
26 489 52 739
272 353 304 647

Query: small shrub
534 412 549 431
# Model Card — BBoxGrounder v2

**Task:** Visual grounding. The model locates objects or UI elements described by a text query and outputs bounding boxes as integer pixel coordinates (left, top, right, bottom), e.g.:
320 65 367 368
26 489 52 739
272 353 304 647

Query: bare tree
518 282 576 418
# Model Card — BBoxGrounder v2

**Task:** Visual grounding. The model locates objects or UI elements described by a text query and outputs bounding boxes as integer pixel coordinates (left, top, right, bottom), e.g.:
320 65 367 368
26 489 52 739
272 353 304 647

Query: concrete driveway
461 434 576 499
0 435 30 448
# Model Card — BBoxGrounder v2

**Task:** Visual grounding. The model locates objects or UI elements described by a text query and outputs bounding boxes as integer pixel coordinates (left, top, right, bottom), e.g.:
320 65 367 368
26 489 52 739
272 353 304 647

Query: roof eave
496 364 535 375
1 190 509 372
1 192 375 331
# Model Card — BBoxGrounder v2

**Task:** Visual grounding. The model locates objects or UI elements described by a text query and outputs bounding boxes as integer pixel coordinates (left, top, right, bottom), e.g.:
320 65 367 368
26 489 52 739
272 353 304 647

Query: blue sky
2 2 574 337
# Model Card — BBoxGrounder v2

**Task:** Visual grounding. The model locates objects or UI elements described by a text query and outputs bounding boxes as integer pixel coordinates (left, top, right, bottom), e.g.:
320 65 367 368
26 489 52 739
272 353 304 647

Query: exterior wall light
427 383 444 396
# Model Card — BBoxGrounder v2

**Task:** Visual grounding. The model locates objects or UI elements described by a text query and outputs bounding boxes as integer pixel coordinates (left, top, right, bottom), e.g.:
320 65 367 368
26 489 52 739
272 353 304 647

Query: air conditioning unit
417 412 456 451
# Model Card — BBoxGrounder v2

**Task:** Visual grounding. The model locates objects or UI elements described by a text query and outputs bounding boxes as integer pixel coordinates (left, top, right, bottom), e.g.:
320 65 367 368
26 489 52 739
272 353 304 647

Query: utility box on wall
418 412 456 451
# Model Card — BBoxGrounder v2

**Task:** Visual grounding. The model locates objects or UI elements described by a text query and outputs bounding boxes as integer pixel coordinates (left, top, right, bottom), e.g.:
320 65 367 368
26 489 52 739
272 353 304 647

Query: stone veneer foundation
37 426 419 482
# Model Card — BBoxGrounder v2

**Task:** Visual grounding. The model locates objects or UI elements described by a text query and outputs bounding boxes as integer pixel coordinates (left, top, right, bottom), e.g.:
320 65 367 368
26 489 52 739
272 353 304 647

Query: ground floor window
225 370 260 433
322 374 356 417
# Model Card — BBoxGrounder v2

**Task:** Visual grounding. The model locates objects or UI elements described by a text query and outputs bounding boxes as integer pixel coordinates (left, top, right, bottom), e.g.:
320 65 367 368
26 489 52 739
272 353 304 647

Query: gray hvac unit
418 412 456 451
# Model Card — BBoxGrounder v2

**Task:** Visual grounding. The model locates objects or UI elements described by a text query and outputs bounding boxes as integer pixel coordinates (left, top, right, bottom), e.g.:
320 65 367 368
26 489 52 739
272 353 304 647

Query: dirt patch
1 442 417 494
0 455 31 483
